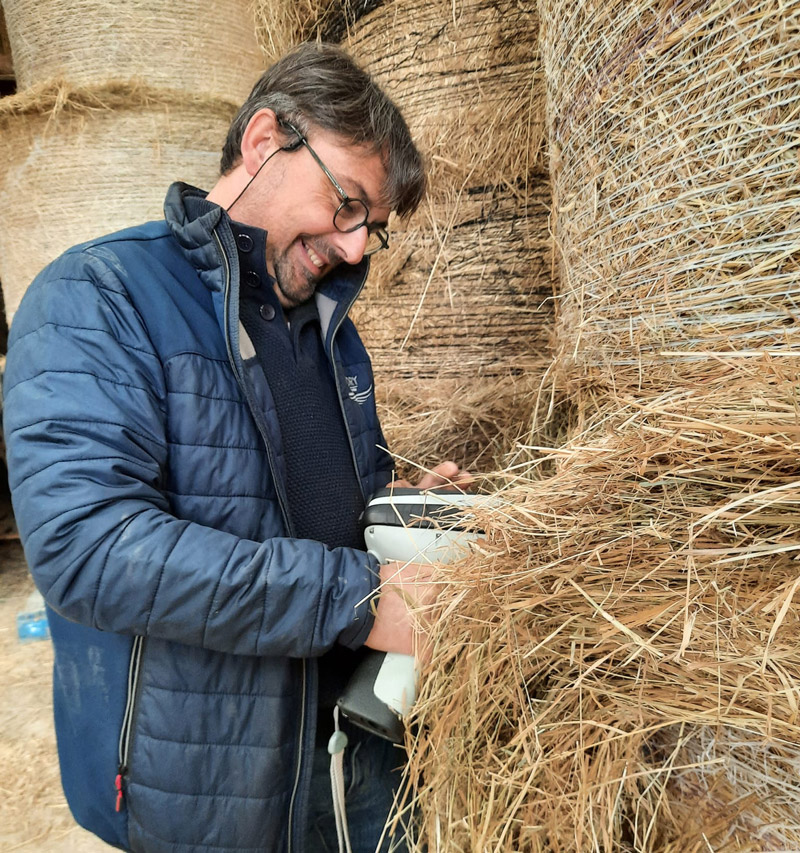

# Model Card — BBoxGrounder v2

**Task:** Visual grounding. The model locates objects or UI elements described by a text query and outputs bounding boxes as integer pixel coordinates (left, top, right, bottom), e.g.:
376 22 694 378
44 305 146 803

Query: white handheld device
337 488 482 741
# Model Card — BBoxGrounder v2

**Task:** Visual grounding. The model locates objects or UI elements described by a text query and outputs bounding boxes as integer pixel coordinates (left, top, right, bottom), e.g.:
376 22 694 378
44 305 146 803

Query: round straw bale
338 0 553 474
542 0 800 398
2 0 264 101
345 0 546 189
407 363 800 851
350 177 555 476
0 84 235 324
353 183 554 381
398 2 800 848
374 371 556 480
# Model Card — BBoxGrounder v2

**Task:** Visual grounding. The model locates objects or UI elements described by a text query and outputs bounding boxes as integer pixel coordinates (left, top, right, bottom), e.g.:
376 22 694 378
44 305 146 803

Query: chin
277 277 318 308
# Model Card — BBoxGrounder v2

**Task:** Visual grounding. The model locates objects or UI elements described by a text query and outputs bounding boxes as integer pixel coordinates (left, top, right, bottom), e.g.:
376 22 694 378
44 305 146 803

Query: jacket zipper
213 227 306 852
214 230 244 390
115 634 144 812
213 226 368 853
213 228 293 532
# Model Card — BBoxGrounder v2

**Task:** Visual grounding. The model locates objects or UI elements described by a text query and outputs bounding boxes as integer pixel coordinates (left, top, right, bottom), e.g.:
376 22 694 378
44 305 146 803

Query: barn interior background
1 1 799 850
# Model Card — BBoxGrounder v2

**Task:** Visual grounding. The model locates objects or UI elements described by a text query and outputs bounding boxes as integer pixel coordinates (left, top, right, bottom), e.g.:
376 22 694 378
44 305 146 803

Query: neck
206 167 250 211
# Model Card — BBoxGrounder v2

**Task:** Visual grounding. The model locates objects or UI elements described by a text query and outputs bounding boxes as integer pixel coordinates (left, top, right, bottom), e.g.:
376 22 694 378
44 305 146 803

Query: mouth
301 238 327 273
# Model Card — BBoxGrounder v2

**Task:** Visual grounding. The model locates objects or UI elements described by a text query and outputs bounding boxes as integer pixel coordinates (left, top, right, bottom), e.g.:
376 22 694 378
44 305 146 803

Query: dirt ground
0 531 111 852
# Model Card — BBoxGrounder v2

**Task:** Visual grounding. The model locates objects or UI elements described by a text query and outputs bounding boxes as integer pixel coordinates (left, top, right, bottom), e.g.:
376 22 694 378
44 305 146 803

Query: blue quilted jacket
3 183 394 852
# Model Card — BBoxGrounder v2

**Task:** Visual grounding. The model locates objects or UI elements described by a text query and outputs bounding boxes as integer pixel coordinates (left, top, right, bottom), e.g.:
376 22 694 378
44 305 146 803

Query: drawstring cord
328 706 353 853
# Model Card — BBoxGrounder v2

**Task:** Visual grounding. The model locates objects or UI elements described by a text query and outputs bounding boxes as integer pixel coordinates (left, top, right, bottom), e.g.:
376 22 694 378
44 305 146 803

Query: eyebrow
344 178 375 209
341 180 390 227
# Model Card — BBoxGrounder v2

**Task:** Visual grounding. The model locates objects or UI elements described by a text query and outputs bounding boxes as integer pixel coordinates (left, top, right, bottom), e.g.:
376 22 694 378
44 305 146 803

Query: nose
331 226 369 265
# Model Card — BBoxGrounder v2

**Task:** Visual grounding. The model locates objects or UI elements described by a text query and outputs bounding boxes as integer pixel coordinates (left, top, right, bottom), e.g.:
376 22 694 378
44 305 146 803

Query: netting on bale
400 1 800 851
0 84 235 323
545 0 800 399
353 176 554 472
1 0 264 101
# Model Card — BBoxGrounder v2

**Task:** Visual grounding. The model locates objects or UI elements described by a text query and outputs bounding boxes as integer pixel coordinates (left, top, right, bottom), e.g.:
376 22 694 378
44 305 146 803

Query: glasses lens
333 198 369 233
364 229 389 256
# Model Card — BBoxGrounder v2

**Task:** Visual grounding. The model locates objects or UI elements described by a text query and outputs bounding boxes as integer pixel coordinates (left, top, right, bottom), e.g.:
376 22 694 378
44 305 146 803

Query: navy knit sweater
235 222 368 715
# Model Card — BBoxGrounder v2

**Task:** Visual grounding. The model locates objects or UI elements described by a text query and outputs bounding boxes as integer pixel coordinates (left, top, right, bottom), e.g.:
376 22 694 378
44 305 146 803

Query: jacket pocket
115 635 145 813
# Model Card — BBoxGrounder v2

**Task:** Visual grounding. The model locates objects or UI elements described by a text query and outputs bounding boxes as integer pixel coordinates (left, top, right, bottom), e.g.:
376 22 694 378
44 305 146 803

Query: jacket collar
163 181 369 312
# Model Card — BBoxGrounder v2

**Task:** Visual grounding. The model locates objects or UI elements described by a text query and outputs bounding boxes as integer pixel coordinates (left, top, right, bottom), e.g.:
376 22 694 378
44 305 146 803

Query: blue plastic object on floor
16 590 50 642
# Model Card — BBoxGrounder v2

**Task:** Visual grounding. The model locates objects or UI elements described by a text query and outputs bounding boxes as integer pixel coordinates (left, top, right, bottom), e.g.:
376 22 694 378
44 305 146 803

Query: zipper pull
115 770 125 812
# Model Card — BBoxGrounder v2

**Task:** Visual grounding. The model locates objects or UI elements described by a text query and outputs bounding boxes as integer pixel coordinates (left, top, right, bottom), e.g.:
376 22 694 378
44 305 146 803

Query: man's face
234 126 392 309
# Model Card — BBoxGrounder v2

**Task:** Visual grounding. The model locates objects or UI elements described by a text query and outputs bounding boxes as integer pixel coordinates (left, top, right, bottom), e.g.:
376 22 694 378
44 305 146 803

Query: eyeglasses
282 121 390 256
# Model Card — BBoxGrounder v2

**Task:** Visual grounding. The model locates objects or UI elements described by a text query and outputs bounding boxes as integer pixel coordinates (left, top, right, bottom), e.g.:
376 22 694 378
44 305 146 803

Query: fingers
378 559 433 587
416 460 474 490
364 561 436 655
386 461 475 492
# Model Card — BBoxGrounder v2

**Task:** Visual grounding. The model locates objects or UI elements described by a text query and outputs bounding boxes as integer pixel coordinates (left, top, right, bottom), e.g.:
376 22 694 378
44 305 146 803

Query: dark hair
220 42 426 218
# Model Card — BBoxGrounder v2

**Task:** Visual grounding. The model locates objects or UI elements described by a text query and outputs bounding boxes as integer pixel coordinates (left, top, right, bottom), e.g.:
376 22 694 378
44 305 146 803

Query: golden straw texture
0 83 235 323
2 0 264 101
344 0 552 475
253 0 336 62
345 0 546 188
408 367 800 851
545 0 800 398
403 1 800 850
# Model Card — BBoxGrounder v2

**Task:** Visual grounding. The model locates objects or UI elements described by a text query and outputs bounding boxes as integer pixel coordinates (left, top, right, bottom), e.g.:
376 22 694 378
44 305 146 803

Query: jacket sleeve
2 250 378 658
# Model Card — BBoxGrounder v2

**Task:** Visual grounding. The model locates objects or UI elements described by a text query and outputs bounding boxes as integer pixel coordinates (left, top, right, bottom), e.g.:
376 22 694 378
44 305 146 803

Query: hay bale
345 0 546 189
352 183 553 382
401 1 800 850
344 0 552 475
0 83 235 324
2 0 264 100
408 368 800 851
652 725 800 851
351 177 555 475
543 0 800 399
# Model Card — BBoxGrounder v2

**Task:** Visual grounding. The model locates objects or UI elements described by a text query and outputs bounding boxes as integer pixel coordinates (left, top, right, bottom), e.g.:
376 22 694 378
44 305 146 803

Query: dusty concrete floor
0 536 111 852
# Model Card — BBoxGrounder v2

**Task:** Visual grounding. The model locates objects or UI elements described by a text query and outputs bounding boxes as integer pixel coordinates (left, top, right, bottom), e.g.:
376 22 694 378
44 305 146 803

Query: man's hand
364 561 436 657
390 460 473 491
369 461 473 655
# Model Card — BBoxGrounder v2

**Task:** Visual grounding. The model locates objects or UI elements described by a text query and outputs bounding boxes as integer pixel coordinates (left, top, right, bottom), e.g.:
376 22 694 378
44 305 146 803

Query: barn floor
0 519 111 852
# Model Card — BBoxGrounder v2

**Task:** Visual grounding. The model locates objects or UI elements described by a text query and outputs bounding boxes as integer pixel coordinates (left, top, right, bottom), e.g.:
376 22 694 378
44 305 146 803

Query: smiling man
3 43 469 853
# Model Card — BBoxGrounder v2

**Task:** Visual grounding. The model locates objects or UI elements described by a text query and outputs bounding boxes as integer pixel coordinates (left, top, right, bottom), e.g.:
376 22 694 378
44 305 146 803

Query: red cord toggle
115 773 124 812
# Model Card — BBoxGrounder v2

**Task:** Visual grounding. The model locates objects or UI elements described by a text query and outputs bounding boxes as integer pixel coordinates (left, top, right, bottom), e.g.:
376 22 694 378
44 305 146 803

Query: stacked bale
0 1 264 323
1 0 262 101
254 0 553 475
347 0 552 475
403 1 800 851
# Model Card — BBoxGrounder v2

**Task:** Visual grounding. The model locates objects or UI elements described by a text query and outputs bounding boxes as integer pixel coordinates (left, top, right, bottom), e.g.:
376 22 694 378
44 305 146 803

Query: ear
240 109 283 177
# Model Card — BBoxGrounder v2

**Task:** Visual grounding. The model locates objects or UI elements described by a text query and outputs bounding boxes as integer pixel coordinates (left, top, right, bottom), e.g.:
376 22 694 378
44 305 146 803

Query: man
3 43 468 853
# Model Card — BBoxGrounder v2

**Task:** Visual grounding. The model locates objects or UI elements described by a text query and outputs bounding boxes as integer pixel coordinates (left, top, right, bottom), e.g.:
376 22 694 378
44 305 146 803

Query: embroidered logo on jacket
346 375 373 405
